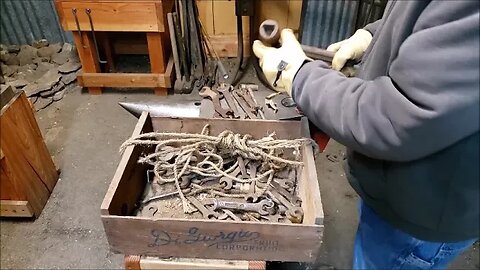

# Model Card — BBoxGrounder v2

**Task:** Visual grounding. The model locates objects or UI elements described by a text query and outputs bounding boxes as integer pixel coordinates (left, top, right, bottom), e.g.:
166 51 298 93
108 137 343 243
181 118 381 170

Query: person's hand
327 29 372 71
253 29 309 95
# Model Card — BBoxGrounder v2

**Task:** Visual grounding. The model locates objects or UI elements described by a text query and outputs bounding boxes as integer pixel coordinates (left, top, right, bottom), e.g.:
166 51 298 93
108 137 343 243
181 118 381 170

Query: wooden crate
0 90 59 218
101 112 324 262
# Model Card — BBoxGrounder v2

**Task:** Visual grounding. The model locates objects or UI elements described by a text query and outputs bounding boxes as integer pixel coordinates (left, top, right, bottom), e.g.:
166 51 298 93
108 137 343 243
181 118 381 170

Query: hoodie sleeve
292 3 479 162
363 19 382 35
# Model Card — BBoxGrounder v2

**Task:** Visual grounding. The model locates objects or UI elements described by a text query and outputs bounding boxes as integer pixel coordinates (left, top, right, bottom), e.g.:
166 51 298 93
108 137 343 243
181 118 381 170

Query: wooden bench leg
147 32 167 96
73 32 103 95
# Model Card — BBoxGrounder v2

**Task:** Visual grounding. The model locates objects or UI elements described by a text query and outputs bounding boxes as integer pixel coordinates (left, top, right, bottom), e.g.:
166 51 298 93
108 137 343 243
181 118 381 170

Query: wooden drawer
101 113 324 262
56 0 171 32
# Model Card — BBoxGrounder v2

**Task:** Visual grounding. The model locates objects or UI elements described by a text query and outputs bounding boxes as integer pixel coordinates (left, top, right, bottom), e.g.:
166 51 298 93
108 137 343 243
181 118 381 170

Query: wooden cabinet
0 89 59 218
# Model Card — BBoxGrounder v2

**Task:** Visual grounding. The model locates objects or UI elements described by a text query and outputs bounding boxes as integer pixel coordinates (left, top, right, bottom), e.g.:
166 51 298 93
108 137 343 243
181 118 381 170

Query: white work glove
327 29 373 71
253 29 310 96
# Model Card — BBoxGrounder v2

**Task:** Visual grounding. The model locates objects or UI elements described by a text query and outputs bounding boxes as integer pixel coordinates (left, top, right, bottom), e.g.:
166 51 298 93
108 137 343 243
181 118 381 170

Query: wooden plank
60 2 161 32
78 73 170 88
197 0 214 35
100 112 152 215
73 32 102 94
113 40 149 55
147 32 168 95
139 257 254 270
287 0 303 31
299 118 324 225
0 93 58 217
259 0 289 31
209 35 250 58
212 1 249 36
0 200 34 217
102 215 322 262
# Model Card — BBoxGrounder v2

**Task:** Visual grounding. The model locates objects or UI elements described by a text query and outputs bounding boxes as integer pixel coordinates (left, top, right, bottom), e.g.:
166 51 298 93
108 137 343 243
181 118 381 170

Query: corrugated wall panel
0 0 72 45
301 0 358 48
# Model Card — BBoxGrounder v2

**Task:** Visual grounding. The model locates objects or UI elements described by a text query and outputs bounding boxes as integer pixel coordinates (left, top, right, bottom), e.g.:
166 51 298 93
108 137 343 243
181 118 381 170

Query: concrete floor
1 83 478 269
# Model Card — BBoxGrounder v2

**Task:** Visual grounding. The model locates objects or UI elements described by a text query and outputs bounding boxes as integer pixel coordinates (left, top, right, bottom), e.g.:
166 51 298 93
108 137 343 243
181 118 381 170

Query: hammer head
259 19 280 46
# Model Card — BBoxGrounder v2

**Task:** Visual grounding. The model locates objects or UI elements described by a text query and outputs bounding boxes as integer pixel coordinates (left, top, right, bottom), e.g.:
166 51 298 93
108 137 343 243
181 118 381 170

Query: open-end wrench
265 98 278 113
273 177 294 190
260 213 290 223
232 90 257 119
238 87 259 109
142 188 192 204
217 209 242 221
187 196 219 219
270 181 302 206
199 86 232 118
210 198 274 215
268 190 303 223
217 84 240 119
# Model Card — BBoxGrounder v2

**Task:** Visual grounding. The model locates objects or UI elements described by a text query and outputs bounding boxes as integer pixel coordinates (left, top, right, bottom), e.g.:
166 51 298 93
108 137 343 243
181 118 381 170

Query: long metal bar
167 13 182 80
85 8 107 64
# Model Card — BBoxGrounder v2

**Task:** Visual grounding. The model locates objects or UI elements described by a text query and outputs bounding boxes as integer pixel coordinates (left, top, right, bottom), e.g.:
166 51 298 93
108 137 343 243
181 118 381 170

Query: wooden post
73 32 103 95
146 32 167 96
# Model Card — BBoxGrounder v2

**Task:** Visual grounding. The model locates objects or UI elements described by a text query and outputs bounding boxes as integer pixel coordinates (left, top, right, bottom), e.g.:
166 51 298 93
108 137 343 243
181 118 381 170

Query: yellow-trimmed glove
327 29 373 71
253 29 310 96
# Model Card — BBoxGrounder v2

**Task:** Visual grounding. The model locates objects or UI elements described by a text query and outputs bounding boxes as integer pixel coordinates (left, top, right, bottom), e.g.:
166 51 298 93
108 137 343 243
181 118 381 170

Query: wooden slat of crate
124 255 266 270
101 113 324 262
0 92 58 217
0 200 34 217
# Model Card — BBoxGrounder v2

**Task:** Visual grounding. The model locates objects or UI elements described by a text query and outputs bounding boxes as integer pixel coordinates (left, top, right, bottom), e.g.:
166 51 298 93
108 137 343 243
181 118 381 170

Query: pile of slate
0 39 82 110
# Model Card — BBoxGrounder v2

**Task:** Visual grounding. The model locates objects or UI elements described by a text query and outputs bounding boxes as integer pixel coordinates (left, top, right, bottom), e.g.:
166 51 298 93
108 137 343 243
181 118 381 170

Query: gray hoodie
292 0 479 241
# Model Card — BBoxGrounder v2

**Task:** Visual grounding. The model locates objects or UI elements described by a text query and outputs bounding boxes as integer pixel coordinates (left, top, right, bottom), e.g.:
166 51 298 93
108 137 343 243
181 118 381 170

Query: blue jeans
353 201 476 269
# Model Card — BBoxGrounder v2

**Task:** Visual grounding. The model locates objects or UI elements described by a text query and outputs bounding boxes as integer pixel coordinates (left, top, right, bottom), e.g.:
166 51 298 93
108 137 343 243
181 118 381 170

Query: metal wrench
270 181 302 206
187 196 219 219
268 190 303 223
210 199 274 215
217 209 242 221
232 90 257 119
273 177 294 190
199 86 232 118
217 84 240 118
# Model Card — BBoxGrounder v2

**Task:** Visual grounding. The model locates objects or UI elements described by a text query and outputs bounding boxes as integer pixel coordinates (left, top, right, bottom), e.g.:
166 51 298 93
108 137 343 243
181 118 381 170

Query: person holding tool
253 1 479 269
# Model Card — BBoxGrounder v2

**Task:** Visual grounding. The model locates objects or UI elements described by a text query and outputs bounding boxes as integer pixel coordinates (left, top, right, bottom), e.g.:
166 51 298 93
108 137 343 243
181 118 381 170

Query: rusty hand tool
142 188 192 204
217 209 242 221
210 198 275 216
199 86 232 118
217 83 240 118
267 190 303 223
187 196 219 219
258 19 357 66
273 178 294 190
265 98 278 113
270 181 302 207
232 89 257 119
240 84 265 119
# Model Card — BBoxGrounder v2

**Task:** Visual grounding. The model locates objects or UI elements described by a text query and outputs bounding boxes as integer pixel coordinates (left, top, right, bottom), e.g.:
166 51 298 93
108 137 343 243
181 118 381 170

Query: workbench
55 0 174 95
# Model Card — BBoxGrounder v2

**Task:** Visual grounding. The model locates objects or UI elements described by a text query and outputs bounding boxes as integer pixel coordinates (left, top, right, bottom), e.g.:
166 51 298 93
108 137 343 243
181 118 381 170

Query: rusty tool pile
122 125 317 224
201 83 275 119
